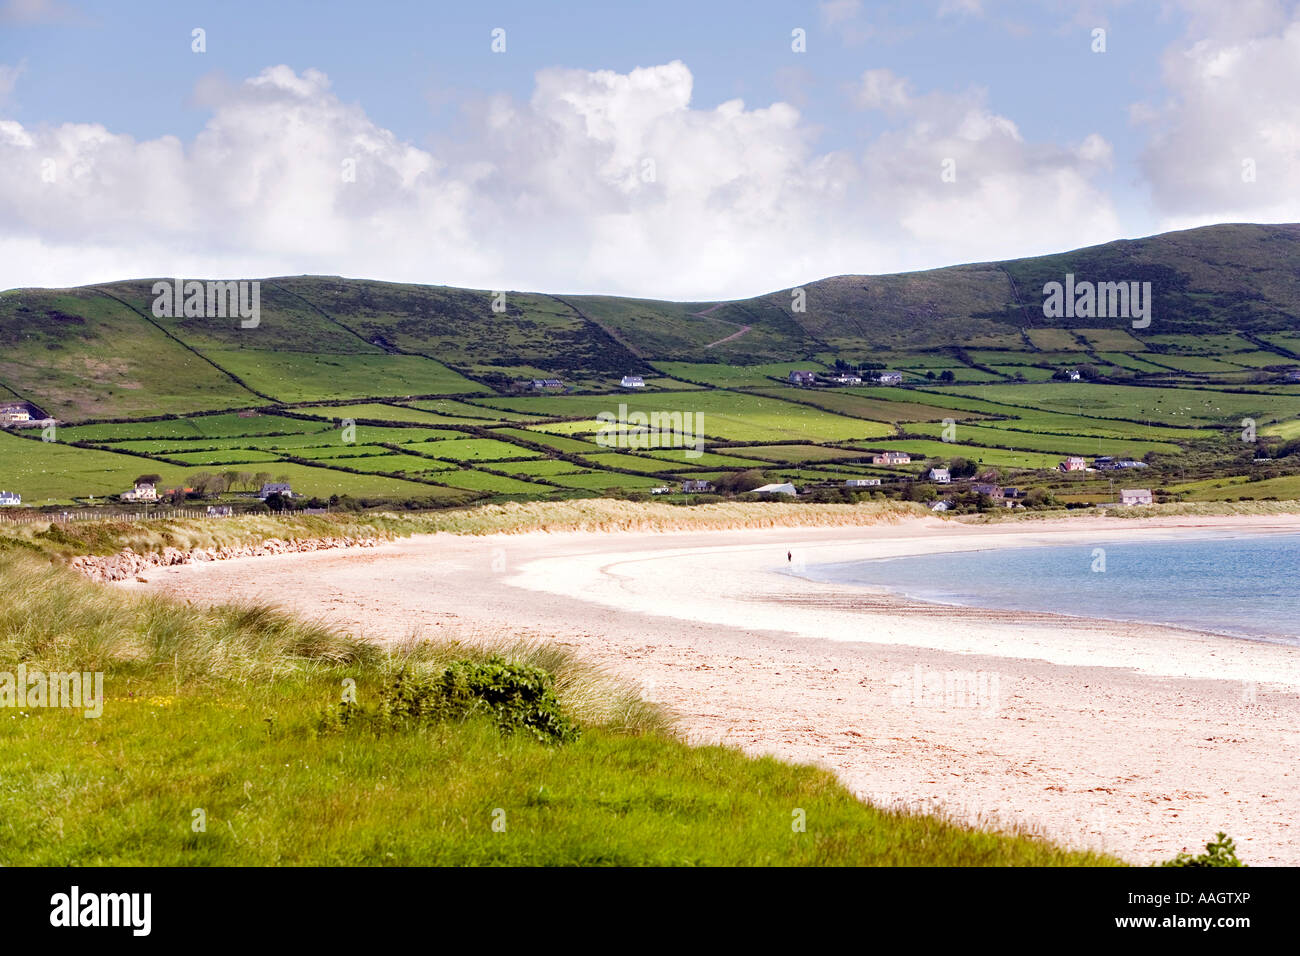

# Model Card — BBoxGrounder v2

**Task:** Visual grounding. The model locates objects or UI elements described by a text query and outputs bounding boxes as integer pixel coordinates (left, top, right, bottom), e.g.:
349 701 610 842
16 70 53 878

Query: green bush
325 656 580 744
1160 832 1244 867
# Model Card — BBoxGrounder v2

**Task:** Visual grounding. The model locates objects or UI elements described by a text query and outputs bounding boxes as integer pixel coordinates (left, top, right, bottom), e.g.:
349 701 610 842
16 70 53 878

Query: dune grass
0 551 1119 866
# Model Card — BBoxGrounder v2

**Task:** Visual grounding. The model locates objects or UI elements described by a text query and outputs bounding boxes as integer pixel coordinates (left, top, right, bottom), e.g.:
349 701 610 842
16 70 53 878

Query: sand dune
138 512 1300 865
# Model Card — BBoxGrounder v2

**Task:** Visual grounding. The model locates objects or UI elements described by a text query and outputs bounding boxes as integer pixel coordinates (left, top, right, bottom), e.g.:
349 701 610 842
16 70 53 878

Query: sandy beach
138 513 1300 865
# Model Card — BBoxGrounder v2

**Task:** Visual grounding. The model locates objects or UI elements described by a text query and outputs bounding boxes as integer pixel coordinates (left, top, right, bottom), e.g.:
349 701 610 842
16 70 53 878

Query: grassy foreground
0 550 1118 866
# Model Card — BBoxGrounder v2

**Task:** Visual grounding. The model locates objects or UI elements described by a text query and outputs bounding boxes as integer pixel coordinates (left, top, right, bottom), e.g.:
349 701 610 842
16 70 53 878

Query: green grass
856 439 1066 470
195 350 486 402
404 437 542 462
432 470 553 494
734 444 876 463
292 403 485 425
59 413 319 443
649 361 828 387
908 422 1181 457
0 430 195 502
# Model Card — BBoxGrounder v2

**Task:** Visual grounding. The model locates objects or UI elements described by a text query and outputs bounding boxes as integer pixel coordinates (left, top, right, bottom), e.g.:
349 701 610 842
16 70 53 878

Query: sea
799 532 1300 646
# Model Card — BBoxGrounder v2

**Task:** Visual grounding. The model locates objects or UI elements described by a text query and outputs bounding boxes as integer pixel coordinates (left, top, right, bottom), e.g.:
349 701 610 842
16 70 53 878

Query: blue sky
2 0 1298 297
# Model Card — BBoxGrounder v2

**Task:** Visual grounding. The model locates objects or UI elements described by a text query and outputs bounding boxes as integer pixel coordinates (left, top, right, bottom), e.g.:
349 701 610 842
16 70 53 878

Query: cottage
928 468 951 484
876 372 904 386
1119 488 1153 506
680 479 714 493
751 482 797 496
970 482 1003 497
650 486 672 495
259 482 293 499
787 370 818 387
872 451 911 465
121 481 157 501
844 478 881 488
0 403 31 425
929 499 952 512
1060 456 1087 472
826 374 862 386
1065 369 1081 381
530 378 564 390
206 505 233 517
0 490 21 506
619 375 646 389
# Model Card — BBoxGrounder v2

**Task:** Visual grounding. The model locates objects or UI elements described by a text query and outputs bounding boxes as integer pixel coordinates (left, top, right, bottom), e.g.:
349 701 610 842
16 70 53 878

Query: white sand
138 513 1300 865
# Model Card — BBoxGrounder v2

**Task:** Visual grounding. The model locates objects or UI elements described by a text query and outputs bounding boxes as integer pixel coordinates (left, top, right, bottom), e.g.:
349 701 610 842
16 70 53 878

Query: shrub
325 656 580 744
1160 832 1244 867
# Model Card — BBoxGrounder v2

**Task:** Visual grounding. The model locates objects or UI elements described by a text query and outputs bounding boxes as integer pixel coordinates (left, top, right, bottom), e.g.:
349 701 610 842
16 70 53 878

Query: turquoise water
799 533 1300 646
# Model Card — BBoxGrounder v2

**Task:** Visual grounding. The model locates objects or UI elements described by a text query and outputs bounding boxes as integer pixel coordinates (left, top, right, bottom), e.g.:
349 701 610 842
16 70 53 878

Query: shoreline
135 511 1300 864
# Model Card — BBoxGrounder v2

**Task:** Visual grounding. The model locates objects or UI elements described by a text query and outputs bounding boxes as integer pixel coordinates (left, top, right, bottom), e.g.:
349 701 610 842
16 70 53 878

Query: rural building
680 479 713 493
1285 368 1300 383
206 505 234 516
121 481 157 501
531 379 564 390
259 482 294 499
237 409 260 418
876 372 904 385
872 451 911 465
0 403 31 425
1060 456 1087 471
0 490 21 506
1096 457 1148 471
1120 488 1153 506
826 374 862 385
650 486 672 495
620 375 646 389
929 499 952 511
845 478 881 488
787 370 818 387
751 482 797 496
970 482 1002 497
1064 369 1081 381
928 468 951 483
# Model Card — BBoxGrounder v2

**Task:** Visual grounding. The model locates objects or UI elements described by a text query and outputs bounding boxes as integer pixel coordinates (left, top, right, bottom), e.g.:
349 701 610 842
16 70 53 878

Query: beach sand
138 512 1300 865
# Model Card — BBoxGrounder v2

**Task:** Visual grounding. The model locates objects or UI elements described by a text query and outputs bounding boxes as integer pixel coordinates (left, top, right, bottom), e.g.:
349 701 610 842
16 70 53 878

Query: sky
1 0 1298 299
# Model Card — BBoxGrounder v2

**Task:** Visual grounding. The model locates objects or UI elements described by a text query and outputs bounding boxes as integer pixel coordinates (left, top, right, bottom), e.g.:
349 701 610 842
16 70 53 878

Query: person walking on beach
787 550 792 563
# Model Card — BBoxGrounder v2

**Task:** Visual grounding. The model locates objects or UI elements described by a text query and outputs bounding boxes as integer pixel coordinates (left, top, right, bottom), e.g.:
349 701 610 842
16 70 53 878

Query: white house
1064 369 1082 381
259 482 294 499
0 403 31 424
751 482 797 496
650 486 672 495
530 378 564 390
1120 488 1153 506
681 479 713 493
620 375 646 389
845 478 881 488
122 481 157 501
788 370 818 387
928 468 951 483
877 372 904 385
827 374 862 385
0 490 21 506
929 499 952 511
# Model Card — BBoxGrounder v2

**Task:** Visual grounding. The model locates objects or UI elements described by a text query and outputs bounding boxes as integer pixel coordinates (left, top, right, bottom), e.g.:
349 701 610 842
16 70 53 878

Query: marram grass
0 551 1120 866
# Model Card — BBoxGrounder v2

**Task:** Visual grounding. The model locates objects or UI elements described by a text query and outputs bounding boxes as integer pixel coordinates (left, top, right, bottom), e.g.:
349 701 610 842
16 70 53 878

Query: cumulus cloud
1 60 1122 297
1138 5 1300 228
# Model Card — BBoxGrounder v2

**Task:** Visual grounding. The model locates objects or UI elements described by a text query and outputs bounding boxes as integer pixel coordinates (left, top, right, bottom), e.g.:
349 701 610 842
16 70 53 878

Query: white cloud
0 61 25 103
0 61 1123 298
1139 7 1300 227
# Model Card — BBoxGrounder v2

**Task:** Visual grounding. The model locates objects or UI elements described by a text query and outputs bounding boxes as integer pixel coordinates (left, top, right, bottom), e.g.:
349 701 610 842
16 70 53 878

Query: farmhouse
928 468 951 483
0 490 21 506
970 482 1002 497
121 481 157 501
1120 488 1153 506
259 482 294 499
620 375 645 389
531 379 564 390
1064 369 1081 381
751 482 797 496
1060 456 1087 471
787 370 818 387
826 373 862 385
650 486 672 495
845 478 881 488
929 499 952 511
680 479 713 493
872 451 911 465
0 403 31 425
876 372 904 385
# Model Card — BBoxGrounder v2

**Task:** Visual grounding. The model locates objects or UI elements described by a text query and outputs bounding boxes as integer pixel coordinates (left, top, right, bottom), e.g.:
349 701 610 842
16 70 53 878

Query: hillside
1 222 1298 510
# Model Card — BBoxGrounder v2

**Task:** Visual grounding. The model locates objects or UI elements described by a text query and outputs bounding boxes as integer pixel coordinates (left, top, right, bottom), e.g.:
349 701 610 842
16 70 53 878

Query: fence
0 508 241 525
